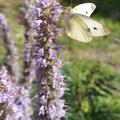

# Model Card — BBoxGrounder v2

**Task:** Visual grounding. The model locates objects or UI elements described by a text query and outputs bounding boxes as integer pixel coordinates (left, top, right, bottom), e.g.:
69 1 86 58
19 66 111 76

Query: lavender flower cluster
0 13 19 83
22 0 35 89
31 0 66 119
0 67 31 120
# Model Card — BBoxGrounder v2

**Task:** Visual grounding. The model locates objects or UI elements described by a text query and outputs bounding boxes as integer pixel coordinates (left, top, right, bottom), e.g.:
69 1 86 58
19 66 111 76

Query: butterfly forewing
64 14 92 42
71 3 96 17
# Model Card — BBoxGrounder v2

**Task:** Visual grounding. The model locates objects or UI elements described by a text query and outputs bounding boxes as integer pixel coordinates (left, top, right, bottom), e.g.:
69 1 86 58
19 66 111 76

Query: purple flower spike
0 67 32 120
31 0 66 119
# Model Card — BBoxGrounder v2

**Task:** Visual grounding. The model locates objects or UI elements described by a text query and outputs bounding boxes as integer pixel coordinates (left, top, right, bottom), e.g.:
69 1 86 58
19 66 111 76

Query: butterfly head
61 6 72 14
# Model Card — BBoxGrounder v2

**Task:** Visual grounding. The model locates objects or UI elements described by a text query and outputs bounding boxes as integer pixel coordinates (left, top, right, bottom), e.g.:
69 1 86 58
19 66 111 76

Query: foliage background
0 0 120 120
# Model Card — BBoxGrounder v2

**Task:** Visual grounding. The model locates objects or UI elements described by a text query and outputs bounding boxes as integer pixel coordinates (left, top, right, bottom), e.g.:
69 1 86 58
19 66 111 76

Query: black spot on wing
86 11 88 15
93 27 97 30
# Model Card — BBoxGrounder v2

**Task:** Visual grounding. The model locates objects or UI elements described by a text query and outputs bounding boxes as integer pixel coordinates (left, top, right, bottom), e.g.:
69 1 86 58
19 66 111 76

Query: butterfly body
64 3 110 42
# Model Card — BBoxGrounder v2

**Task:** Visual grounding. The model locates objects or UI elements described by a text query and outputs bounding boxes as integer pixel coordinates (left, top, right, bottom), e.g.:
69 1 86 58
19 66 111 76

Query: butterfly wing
64 14 92 42
71 3 96 17
74 14 110 36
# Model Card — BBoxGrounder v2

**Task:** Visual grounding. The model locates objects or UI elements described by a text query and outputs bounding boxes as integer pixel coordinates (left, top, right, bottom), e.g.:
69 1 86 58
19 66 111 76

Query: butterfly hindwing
64 14 92 42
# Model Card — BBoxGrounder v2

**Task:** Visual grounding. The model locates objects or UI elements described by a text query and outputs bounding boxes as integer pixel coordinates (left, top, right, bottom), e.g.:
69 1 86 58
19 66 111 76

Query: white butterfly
64 3 110 43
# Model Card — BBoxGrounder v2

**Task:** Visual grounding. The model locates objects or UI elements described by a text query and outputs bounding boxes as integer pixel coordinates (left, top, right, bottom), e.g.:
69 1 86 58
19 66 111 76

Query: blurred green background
0 0 120 120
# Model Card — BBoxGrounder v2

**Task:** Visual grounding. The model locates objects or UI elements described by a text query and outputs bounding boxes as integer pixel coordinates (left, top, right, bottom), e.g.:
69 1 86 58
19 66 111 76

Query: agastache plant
0 13 19 83
31 0 66 119
22 0 35 89
0 67 31 120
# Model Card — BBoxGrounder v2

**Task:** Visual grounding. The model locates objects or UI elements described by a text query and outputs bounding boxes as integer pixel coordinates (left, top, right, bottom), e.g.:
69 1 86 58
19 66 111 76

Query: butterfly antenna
71 0 73 7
